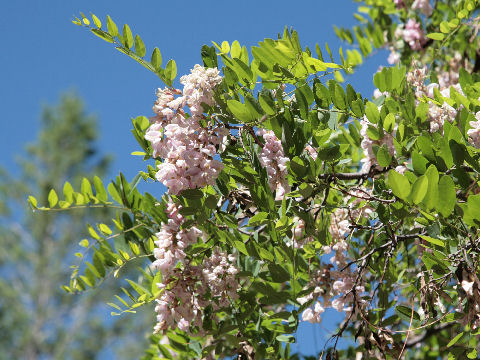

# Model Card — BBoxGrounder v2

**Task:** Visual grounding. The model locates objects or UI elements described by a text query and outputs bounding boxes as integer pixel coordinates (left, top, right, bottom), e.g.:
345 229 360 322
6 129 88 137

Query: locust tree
29 1 480 358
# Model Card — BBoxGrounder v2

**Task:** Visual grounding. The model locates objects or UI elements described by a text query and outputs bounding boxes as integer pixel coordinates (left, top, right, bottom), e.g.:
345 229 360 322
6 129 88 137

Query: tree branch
318 166 391 181
341 232 424 271
405 322 454 348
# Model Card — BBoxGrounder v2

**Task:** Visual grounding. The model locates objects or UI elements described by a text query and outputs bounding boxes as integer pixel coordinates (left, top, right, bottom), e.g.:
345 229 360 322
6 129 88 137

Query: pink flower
402 19 426 51
412 0 433 16
145 65 226 195
467 112 480 148
257 129 290 200
388 50 400 65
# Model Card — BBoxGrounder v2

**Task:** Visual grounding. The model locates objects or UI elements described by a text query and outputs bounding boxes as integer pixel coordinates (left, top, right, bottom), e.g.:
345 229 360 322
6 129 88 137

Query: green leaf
350 99 364 117
72 17 82 26
391 66 406 91
268 263 290 282
437 176 456 217
107 183 122 204
447 332 463 347
387 170 411 200
395 305 420 321
383 113 395 133
249 212 269 226
93 176 108 202
258 247 274 262
91 13 102 28
48 189 58 207
365 101 379 123
419 235 445 247
63 182 74 202
427 33 445 41
423 165 439 210
422 252 449 274
79 239 89 248
409 175 428 205
276 334 296 343
106 15 118 36
134 35 146 57
107 302 122 311
233 240 249 256
374 68 391 92
98 223 112 235
122 24 133 48
181 188 203 199
28 196 38 208
376 145 392 167
165 59 177 85
87 225 101 240
332 83 346 110
259 92 276 115
227 100 255 122
463 193 480 226
412 151 428 174
230 40 241 58
467 349 477 359
81 178 93 198
91 29 114 43
295 87 309 119
440 21 450 33
313 79 330 108
81 16 90 26
151 47 162 70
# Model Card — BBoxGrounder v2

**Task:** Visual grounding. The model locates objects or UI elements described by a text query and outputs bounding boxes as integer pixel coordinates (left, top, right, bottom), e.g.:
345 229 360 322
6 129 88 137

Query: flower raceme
256 129 290 200
152 199 240 335
297 194 372 324
145 65 227 195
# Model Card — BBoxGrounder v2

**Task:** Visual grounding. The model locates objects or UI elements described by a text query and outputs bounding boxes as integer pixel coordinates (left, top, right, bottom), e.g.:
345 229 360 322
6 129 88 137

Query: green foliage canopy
30 1 480 358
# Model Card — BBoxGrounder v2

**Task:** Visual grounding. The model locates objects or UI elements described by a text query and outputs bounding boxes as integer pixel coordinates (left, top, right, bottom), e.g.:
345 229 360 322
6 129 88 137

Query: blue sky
1 0 387 357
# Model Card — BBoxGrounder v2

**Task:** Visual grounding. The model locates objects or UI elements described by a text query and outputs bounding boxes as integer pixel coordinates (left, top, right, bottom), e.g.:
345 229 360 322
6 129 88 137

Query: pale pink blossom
467 112 480 148
402 19 426 51
387 50 400 65
257 129 290 200
145 65 227 195
412 0 433 16
305 144 318 160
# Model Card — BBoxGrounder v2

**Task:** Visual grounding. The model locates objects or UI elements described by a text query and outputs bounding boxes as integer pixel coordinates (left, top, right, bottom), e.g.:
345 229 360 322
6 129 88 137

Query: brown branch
341 232 424 271
405 322 454 348
318 166 391 181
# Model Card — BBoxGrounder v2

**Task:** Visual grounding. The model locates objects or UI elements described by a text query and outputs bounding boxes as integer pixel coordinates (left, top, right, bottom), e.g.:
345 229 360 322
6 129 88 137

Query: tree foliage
0 93 151 359
29 1 480 358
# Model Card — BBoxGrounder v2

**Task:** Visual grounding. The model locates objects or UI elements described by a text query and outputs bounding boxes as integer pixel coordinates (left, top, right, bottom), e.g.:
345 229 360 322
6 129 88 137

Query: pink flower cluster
395 19 426 51
145 65 228 195
154 250 239 335
151 201 203 276
201 249 240 309
290 217 313 249
153 201 240 335
467 112 480 148
387 49 401 65
257 129 290 200
438 53 463 89
402 19 427 51
406 64 463 133
412 0 433 16
298 196 371 323
298 236 367 323
305 144 318 160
